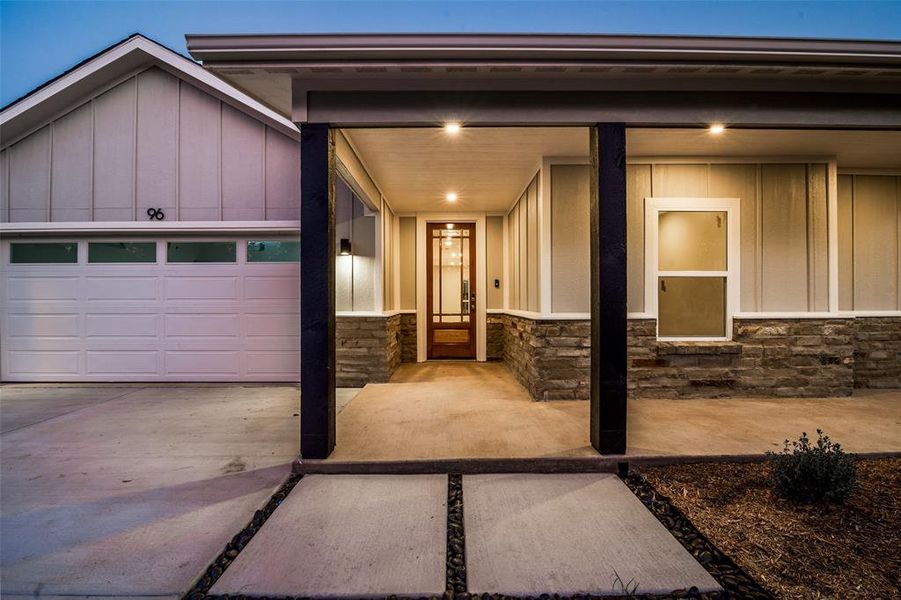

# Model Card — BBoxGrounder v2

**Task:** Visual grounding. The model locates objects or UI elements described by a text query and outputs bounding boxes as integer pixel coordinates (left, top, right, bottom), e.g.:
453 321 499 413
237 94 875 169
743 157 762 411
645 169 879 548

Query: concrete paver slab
464 473 720 596
211 474 447 598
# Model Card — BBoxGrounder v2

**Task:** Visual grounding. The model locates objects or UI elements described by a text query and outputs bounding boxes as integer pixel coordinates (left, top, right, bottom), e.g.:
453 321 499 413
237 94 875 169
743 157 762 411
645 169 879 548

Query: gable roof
1 34 298 147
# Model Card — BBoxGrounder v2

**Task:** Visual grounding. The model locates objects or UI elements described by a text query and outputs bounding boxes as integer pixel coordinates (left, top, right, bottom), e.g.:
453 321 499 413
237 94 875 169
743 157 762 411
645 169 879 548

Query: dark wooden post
299 123 336 459
590 124 628 455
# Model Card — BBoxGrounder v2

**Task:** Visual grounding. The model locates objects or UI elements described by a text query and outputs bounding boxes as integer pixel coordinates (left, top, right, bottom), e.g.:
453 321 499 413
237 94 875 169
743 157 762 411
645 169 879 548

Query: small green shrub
767 429 857 503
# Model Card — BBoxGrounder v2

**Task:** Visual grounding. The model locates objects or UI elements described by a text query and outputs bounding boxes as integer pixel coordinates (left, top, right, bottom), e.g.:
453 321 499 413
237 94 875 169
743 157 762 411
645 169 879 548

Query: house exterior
2 33 899 458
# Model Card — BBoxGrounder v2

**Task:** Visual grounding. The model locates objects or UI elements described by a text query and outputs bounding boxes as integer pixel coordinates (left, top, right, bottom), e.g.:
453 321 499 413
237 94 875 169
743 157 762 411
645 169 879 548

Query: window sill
656 341 742 355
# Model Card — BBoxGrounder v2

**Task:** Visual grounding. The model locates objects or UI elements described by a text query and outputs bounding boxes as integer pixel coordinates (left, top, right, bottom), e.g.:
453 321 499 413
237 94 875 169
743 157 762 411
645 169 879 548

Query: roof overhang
185 33 901 124
187 33 901 65
1 34 298 147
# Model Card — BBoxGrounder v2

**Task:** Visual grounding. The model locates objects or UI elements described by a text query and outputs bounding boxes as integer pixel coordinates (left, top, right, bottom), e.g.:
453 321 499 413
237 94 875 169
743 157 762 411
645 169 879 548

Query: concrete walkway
465 474 719 595
332 362 901 460
0 385 299 598
210 473 718 598
1 375 898 596
211 475 448 597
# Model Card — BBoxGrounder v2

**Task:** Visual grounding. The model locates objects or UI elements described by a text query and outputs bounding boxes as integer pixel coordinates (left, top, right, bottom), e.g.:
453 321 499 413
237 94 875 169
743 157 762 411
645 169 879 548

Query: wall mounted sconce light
339 238 352 256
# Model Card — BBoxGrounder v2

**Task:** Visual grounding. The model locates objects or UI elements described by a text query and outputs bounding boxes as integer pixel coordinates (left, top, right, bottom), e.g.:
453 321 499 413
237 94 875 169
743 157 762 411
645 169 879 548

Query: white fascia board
1 35 298 141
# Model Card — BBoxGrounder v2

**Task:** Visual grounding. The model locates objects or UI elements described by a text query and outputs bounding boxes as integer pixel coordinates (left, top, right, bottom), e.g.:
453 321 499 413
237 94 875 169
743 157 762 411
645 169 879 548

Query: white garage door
1 238 300 382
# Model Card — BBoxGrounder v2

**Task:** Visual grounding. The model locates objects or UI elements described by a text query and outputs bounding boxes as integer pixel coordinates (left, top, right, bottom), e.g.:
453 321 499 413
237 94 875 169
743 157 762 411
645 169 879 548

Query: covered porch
185 33 901 463
330 362 901 462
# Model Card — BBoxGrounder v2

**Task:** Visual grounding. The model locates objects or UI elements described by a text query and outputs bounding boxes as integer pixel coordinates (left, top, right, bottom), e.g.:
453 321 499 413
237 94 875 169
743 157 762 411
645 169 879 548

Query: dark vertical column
590 124 628 455
299 123 336 459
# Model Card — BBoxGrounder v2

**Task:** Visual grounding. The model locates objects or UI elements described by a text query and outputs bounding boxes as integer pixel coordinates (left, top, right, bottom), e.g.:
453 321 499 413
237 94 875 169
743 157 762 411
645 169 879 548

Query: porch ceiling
627 128 901 169
343 127 588 213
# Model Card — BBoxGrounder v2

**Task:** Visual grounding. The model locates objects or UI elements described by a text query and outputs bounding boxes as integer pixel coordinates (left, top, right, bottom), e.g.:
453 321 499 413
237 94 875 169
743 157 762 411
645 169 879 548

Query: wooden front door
427 222 477 359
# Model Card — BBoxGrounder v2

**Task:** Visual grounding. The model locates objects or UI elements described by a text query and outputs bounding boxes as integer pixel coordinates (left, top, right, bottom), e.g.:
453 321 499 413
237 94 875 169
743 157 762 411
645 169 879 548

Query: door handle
470 294 476 312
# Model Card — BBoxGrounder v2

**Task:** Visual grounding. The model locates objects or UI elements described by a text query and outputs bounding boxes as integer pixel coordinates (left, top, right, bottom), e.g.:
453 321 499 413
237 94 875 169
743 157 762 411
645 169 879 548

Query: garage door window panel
88 242 157 263
10 242 78 264
167 242 237 263
247 240 300 262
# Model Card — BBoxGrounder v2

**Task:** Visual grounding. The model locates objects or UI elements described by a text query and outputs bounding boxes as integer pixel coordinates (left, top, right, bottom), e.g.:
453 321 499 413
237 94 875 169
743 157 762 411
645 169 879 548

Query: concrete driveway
0 384 300 599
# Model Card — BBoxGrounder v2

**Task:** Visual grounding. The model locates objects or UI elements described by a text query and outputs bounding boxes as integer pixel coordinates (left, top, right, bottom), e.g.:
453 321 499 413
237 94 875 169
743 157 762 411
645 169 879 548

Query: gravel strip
183 473 304 600
622 470 774 600
446 474 467 595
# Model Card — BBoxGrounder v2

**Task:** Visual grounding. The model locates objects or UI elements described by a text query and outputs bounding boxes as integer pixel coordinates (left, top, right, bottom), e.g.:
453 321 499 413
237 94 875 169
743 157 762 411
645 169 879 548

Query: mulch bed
642 458 901 600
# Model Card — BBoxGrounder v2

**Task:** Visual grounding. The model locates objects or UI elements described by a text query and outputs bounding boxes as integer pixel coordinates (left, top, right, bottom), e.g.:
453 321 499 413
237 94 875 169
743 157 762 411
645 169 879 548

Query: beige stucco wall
838 174 901 311
0 67 299 223
549 161 831 314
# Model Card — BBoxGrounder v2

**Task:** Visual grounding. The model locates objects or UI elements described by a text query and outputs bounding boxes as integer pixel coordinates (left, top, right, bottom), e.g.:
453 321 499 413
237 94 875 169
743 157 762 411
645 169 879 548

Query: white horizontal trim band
336 310 403 318
0 221 301 235
734 311 853 319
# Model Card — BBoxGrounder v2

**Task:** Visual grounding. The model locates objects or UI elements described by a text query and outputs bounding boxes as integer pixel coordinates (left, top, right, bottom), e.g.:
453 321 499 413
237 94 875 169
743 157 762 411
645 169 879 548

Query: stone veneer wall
854 316 901 388
629 318 854 398
389 312 896 397
398 312 505 363
487 315 505 360
400 313 417 363
502 315 591 400
499 314 870 400
336 314 401 387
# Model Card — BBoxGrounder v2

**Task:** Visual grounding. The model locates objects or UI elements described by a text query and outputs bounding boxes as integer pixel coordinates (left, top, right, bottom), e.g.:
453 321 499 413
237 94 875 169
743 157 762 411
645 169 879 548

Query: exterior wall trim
336 310 404 317
838 168 901 176
0 220 300 235
629 155 836 165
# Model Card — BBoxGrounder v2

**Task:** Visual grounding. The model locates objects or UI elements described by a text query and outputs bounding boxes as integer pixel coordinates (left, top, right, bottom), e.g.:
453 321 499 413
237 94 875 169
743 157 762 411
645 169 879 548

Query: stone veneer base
336 314 401 387
346 312 898 398
500 314 888 400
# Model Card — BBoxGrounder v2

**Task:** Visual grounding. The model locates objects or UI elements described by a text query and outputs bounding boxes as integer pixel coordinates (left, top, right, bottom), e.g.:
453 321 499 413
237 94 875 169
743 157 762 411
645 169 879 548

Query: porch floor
331 362 901 461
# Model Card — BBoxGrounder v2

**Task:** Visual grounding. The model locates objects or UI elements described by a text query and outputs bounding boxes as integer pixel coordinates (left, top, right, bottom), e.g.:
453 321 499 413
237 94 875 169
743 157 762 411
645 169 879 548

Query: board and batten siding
506 172 540 311
0 67 299 223
486 215 504 310
398 216 417 310
549 161 831 314
838 174 901 311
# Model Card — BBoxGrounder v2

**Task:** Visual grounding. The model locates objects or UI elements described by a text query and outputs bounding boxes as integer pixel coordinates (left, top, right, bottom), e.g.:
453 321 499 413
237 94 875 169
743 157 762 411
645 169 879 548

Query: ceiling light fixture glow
709 123 726 135
444 122 461 134
446 192 458 202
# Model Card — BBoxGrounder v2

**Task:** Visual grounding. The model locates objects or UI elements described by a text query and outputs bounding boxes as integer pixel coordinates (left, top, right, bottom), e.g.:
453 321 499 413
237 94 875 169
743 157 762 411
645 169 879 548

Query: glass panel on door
428 223 476 358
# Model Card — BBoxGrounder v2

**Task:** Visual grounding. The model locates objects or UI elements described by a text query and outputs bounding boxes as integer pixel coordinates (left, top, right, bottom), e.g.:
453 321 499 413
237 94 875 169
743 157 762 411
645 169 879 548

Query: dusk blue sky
3 0 901 106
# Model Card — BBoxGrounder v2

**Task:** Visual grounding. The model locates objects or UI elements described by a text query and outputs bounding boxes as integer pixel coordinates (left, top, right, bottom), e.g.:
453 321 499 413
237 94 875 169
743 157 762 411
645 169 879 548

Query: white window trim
645 197 741 342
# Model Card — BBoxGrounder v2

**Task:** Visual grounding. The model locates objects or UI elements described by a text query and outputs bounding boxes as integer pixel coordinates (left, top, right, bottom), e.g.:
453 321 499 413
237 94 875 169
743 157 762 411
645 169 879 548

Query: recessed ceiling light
709 123 726 135
446 192 458 202
446 223 454 229
444 122 461 134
